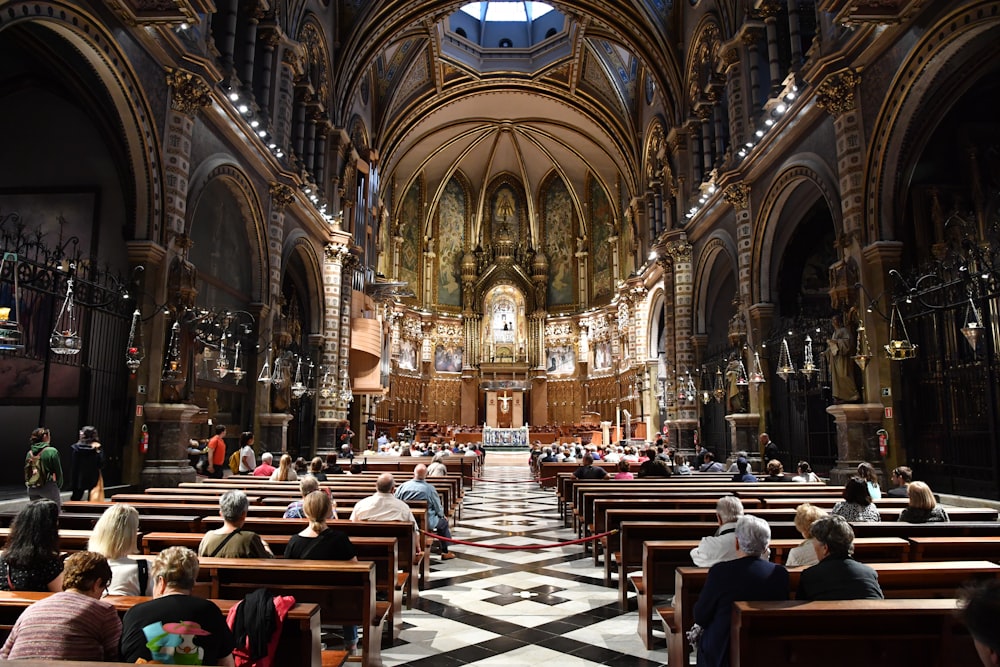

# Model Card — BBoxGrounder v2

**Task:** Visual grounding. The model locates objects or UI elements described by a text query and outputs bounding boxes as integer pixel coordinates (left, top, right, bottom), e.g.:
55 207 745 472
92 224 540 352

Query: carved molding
105 0 210 25
665 239 693 262
165 69 212 116
815 69 861 117
269 182 295 211
724 183 751 211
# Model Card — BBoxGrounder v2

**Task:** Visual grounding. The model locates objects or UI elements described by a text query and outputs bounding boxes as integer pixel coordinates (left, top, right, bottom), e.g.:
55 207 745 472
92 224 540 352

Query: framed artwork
546 345 576 375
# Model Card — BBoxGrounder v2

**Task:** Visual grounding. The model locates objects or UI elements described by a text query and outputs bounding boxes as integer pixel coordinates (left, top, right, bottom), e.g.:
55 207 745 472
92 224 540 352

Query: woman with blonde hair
269 453 298 481
88 503 152 596
285 491 358 650
899 481 950 523
785 503 829 568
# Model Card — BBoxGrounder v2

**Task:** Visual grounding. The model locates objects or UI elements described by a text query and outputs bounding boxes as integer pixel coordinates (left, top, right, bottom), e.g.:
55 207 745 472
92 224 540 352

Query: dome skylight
460 2 555 22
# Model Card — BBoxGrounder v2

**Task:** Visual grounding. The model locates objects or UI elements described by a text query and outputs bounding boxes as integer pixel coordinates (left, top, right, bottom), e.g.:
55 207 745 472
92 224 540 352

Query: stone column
240 3 262 91
318 239 352 447
274 49 297 151
726 412 763 464
216 0 239 74
258 28 280 118
786 0 803 70
721 42 745 147
258 412 294 454
742 29 763 121
746 302 775 417
724 183 753 307
827 403 885 484
140 403 202 487
759 0 783 93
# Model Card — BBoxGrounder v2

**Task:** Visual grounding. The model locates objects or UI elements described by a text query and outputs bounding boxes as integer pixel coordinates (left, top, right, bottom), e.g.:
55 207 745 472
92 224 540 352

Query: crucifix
498 392 512 414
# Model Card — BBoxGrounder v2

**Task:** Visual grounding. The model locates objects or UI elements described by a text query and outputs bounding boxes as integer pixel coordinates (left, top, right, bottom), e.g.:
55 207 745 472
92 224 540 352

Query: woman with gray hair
693 516 789 667
198 490 272 558
797 514 883 600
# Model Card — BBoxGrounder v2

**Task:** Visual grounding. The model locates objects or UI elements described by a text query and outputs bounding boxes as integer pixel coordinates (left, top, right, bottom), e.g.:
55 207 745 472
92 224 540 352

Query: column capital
324 242 352 263
724 183 751 211
165 69 213 116
269 182 296 210
664 236 693 262
815 69 861 117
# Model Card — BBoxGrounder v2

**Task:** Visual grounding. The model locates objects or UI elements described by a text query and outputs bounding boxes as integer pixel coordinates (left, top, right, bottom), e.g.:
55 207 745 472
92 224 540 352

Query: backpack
24 448 46 488
229 449 241 474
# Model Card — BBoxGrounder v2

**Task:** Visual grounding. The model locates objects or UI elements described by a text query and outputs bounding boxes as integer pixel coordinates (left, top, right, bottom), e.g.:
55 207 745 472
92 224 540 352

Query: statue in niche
826 313 860 403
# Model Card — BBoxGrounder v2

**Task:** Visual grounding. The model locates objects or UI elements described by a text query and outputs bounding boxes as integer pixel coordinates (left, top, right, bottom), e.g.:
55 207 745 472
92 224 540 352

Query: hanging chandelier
162 320 182 382
853 321 872 370
125 308 143 373
50 275 82 355
885 304 918 360
961 294 984 351
214 334 230 378
777 337 795 381
291 356 307 399
713 367 725 402
231 341 245 382
0 252 24 352
319 365 332 398
749 350 766 386
257 346 273 385
801 335 817 378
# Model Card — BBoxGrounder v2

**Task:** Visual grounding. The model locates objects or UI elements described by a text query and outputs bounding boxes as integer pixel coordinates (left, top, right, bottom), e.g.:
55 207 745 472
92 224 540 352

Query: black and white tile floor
379 455 670 666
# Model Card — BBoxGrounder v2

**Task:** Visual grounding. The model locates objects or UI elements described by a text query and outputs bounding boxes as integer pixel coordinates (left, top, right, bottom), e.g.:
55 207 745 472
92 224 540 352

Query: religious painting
397 179 421 299
546 345 576 375
590 178 613 300
491 184 519 239
543 177 574 306
594 340 612 370
437 177 465 307
399 339 417 370
434 344 463 373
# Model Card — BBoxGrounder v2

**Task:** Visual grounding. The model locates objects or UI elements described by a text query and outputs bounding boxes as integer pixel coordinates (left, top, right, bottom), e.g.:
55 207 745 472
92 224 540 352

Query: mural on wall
434 344 463 372
399 339 417 370
544 177 574 306
594 340 613 370
398 179 421 298
546 345 576 375
437 177 465 307
492 184 519 238
590 177 613 300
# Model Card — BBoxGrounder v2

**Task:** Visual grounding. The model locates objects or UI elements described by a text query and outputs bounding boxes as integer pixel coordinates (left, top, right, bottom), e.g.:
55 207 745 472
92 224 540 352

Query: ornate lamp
735 358 750 387
853 321 872 370
257 347 273 385
319 366 332 399
230 341 245 382
885 304 918 360
961 296 984 351
50 276 82 355
162 320 182 382
801 335 818 378
713 367 726 403
749 351 766 386
125 308 143 373
214 334 230 378
777 337 795 381
291 356 307 399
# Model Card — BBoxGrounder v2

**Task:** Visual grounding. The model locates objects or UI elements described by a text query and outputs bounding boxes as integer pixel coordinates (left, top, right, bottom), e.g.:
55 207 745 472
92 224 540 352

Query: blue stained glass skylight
460 2 555 22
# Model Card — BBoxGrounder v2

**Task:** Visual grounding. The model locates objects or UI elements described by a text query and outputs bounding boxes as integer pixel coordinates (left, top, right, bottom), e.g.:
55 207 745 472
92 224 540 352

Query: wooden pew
632 536 910 647
0 591 322 667
908 536 1000 562
661 560 1000 667
196 558 386 667
731 599 978 667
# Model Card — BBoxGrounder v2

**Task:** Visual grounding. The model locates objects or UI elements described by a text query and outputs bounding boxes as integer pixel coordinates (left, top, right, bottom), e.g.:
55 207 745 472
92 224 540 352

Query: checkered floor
379 456 670 666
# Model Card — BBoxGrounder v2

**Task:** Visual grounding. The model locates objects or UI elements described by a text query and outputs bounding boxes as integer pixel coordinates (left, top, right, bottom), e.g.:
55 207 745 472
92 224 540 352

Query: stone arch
752 157 841 305
0 2 162 242
646 285 667 361
298 17 333 106
693 233 738 339
864 1 1000 243
684 15 723 109
282 232 325 335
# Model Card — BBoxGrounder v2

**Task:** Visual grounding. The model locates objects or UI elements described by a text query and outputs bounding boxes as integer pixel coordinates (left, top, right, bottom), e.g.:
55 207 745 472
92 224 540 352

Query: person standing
25 427 63 509
70 425 104 501
760 433 778 464
237 432 256 475
206 425 227 479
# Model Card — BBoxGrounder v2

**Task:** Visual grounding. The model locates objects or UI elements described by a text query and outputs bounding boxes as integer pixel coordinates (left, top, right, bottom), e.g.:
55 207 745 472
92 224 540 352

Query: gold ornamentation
724 183 751 211
664 238 693 262
324 243 351 262
756 0 783 19
269 182 295 210
166 69 212 115
815 70 861 117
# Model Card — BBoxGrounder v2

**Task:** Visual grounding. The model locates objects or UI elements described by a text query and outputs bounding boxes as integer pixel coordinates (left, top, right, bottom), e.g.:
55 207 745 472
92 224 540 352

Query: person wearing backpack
25 427 63 510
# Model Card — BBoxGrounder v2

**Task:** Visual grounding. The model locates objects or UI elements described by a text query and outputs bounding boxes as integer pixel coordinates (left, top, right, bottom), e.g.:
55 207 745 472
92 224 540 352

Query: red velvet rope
420 528 617 550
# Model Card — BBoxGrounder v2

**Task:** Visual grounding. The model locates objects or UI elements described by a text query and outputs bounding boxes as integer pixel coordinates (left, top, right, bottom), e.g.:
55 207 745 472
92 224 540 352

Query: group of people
24 426 106 510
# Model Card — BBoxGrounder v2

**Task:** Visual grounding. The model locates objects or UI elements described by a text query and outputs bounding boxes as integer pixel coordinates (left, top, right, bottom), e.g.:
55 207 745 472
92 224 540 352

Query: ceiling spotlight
755 130 764 137
776 103 787 114
238 104 249 114
257 129 267 138
228 92 239 102
250 119 260 128
786 92 796 101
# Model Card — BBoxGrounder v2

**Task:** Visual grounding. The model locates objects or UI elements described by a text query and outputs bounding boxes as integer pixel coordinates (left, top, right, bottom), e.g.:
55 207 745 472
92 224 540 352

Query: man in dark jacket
637 448 671 477
798 515 883 600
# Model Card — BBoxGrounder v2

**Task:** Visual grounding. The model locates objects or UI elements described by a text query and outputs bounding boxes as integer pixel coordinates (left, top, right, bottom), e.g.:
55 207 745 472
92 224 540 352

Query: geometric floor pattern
379 456 671 666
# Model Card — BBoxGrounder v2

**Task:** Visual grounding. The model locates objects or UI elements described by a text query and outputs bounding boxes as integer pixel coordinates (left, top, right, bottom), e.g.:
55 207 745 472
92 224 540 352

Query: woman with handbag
70 425 103 502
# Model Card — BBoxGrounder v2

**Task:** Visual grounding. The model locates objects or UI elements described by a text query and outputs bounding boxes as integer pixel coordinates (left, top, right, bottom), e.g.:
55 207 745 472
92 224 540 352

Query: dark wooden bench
908 536 1000 562
660 560 1000 667
0 591 323 667
731 599 978 666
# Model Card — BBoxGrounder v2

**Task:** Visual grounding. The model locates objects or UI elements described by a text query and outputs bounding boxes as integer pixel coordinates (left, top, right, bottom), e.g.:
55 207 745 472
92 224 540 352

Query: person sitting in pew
637 449 671 478
285 491 360 652
324 453 345 476
959 579 1000 667
283 475 338 520
0 551 121 661
396 464 456 561
792 460 820 483
574 452 609 479
693 516 789 667
269 454 298 482
797 515 883 601
0 499 63 593
731 457 756 483
857 461 883 500
120 546 236 665
898 481 950 523
698 451 724 473
89 503 152 596
831 477 881 522
674 453 692 476
199 490 273 559
613 460 634 480
252 452 276 478
350 473 419 533
887 465 913 498
309 457 328 482
785 503 828 568
762 459 785 482
690 496 745 567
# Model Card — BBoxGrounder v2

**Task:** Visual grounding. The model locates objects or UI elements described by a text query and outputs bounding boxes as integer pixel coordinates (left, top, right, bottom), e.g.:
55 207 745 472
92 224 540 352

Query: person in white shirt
350 473 418 529
690 496 745 567
785 503 828 568
238 432 256 475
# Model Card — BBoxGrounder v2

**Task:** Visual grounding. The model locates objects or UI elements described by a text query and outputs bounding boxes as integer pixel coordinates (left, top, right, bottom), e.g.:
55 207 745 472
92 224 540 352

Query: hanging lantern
305 360 316 397
884 304 918 360
801 335 817 378
777 337 795 381
0 253 24 351
231 341 245 382
162 320 182 381
853 321 872 370
961 296 984 351
291 356 307 399
50 276 82 355
735 358 749 386
125 309 143 373
215 334 230 378
713 367 726 402
271 353 286 386
257 347 273 385
749 351 766 386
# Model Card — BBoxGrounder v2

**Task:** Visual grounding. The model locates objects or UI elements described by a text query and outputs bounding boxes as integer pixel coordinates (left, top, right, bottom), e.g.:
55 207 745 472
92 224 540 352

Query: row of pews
544 467 1000 666
0 470 469 667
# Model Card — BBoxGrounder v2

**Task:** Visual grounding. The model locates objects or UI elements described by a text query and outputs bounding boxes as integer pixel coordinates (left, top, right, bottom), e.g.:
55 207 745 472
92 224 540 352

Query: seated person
198 490 273 558
731 457 756 483
698 451 724 473
574 452 608 479
690 496 745 567
785 503 828 568
797 514 883 600
674 453 692 475
857 461 883 500
887 465 912 497
284 475 338 520
0 499 63 592
88 503 152 596
693 516 789 667
0 551 121 661
793 460 820 483
637 448 671 477
762 459 785 482
324 453 345 475
725 451 749 473
252 451 276 477
898 481 949 523
959 579 1000 667
120 546 236 664
613 459 634 480
831 477 881 522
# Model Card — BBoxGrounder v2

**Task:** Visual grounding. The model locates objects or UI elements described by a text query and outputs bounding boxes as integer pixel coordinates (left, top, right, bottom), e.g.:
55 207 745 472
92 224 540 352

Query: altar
482 425 530 449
